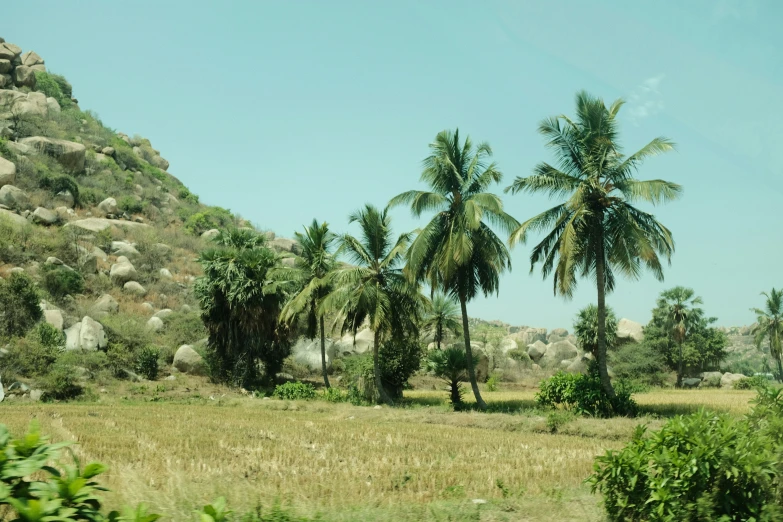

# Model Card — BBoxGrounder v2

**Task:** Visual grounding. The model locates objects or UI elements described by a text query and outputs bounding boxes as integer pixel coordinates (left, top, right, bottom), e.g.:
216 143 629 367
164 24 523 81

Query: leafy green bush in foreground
273 382 317 400
536 365 636 417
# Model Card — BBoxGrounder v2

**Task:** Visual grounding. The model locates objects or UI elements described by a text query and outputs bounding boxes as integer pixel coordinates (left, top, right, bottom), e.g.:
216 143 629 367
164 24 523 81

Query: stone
46 97 60 114
91 246 108 261
43 309 63 331
19 137 86 172
159 268 173 279
336 328 375 355
173 345 206 375
46 256 65 266
539 340 579 369
0 185 29 210
111 241 140 258
98 198 119 215
141 302 155 314
0 208 29 227
201 229 220 241
0 157 15 188
78 253 98 274
66 217 150 233
526 340 547 362
721 372 747 389
146 316 164 332
123 281 147 296
149 154 169 171
0 43 21 60
498 337 518 354
617 318 644 343
101 146 115 157
699 371 723 388
29 389 42 402
270 237 301 254
292 338 337 371
0 59 10 73
566 356 589 374
153 243 171 257
110 259 137 285
181 304 193 314
12 65 35 88
32 207 58 225
153 309 173 320
54 191 75 208
65 316 107 351
20 51 43 66
91 294 119 317
682 377 702 389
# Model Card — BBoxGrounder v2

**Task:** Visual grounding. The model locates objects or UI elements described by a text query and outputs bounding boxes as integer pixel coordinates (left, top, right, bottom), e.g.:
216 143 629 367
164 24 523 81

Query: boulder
336 328 375 355
527 340 547 362
0 73 11 89
65 316 107 351
18 137 86 172
539 340 579 369
101 146 115 157
0 185 29 210
78 253 98 274
32 207 58 225
111 241 140 258
66 217 150 233
54 191 75 208
43 309 63 331
146 316 164 332
45 256 65 266
91 294 119 317
12 65 35 88
498 337 518 355
159 268 172 279
699 371 723 388
20 51 43 66
617 318 644 343
566 356 589 374
91 246 108 262
173 345 206 375
682 377 702 389
0 59 10 73
201 229 220 241
123 281 147 296
0 42 21 61
0 208 29 227
153 309 173 320
140 302 155 314
721 372 747 389
153 243 171 257
0 157 15 188
110 259 137 285
292 338 335 371
548 328 569 344
45 97 60 114
270 237 301 254
98 198 119 215
149 154 169 171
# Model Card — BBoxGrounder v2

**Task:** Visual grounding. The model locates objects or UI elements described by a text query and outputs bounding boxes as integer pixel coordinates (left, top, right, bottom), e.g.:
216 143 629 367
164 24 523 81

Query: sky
4 0 782 329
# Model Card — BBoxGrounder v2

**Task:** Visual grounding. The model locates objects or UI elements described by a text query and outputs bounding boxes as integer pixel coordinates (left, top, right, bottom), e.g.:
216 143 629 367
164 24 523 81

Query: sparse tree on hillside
390 129 519 410
656 286 704 387
506 91 680 402
751 288 783 382
322 204 422 405
0 272 42 339
422 293 461 350
279 219 337 388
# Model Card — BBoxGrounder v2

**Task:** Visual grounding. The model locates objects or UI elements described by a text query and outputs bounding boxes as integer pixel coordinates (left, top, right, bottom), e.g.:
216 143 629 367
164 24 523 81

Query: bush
184 206 234 235
2 336 60 378
39 174 81 207
608 341 669 387
33 71 73 109
40 363 84 401
32 321 65 349
507 346 531 364
135 346 160 380
322 387 347 403
273 382 317 400
378 338 422 399
486 372 500 392
118 195 144 214
0 272 42 338
426 347 476 408
734 374 770 390
536 366 636 417
42 265 85 299
589 401 783 520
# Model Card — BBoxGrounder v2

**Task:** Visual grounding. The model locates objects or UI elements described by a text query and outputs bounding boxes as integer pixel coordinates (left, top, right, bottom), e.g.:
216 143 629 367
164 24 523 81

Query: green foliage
178 186 199 204
118 195 144 214
135 347 160 381
609 342 669 387
486 372 500 392
426 347 477 408
545 410 576 434
378 338 422 399
39 363 84 401
39 174 80 207
734 375 771 390
536 366 636 417
273 382 317 400
421 293 461 350
342 354 375 404
589 393 783 521
573 304 617 356
184 207 234 235
33 71 73 109
3 336 60 378
322 387 347 403
42 265 85 300
33 322 65 349
0 272 43 339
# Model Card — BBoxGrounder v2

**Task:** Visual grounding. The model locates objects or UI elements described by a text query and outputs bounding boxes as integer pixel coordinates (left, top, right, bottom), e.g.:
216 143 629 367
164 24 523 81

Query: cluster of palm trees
270 91 681 408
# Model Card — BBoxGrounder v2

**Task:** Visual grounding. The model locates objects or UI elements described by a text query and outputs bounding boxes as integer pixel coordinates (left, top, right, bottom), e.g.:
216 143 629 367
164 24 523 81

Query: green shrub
40 363 84 401
178 186 199 204
33 71 73 109
135 346 160 380
39 174 81 207
322 387 347 403
184 206 234 235
608 341 669 387
545 410 576 434
589 404 783 520
2 336 60 378
32 322 65 349
273 382 317 400
378 338 422 399
735 374 770 390
42 265 85 299
536 366 636 417
426 346 476 408
507 347 531 364
486 371 500 392
118 195 144 214
0 272 42 339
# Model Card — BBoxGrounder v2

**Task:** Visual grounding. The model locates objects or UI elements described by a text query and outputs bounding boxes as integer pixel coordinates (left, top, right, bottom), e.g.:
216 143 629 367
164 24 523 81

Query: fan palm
506 91 680 399
322 204 421 405
279 219 336 388
751 288 783 382
426 346 477 408
657 286 704 387
573 304 618 358
422 293 461 350
390 129 520 410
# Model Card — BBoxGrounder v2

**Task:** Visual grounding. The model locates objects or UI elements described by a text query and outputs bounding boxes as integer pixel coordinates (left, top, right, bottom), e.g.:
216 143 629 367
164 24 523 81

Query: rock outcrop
18 137 86 172
64 316 107 351
173 345 205 375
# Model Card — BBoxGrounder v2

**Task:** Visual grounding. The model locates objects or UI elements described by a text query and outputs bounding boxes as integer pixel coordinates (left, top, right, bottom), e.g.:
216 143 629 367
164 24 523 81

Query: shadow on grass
400 395 538 413
637 403 709 418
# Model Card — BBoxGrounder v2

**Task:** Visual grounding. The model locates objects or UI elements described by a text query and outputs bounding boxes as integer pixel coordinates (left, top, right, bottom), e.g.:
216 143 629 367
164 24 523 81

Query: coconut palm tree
322 204 421 405
389 129 520 410
657 286 704 387
751 288 783 382
279 219 336 388
422 292 461 350
506 91 680 400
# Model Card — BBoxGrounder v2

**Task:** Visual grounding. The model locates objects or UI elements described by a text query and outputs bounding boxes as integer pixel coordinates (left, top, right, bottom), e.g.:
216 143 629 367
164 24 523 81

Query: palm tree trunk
373 330 393 405
320 316 330 389
595 228 616 399
459 294 487 410
436 324 442 351
676 341 683 388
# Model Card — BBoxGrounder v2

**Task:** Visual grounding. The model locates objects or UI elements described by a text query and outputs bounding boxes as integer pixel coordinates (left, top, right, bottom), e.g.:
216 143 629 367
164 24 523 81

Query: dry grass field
0 383 758 521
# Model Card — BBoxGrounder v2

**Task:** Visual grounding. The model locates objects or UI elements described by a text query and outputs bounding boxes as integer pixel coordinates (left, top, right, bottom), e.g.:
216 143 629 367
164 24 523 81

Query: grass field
0 383 758 521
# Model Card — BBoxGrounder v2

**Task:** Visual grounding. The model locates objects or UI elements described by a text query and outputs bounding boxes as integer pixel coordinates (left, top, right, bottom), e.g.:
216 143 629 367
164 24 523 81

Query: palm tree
505 91 680 399
657 287 703 387
751 288 783 382
279 219 336 388
573 304 618 358
390 129 519 410
422 293 461 350
426 346 477 409
322 204 421 405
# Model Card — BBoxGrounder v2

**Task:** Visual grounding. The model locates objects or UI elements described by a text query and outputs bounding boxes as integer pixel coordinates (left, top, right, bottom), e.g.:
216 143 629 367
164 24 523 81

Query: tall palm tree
657 286 703 387
279 219 336 388
422 292 461 350
751 288 783 382
390 129 519 410
505 91 680 400
322 204 420 405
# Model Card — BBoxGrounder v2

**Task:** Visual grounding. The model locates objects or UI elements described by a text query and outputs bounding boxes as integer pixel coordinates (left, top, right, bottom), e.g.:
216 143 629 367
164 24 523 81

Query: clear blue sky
5 0 782 329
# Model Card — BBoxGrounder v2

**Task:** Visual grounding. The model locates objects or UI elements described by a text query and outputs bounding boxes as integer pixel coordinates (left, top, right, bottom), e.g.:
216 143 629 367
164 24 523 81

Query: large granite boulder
173 345 205 375
721 372 747 389
336 328 374 355
539 340 579 369
270 237 301 254
0 208 28 227
91 294 119 317
0 157 15 188
98 198 118 215
123 281 147 296
111 241 139 258
0 42 21 61
64 316 107 351
32 207 58 226
527 340 547 362
43 309 64 331
291 338 336 371
201 229 220 241
617 318 644 343
699 371 723 388
0 185 29 210
19 137 86 172
12 65 35 88
20 51 43 67
66 217 150 233
110 258 137 285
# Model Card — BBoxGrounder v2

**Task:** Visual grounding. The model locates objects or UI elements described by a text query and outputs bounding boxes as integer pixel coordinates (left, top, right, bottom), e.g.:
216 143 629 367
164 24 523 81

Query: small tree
426 346 476 408
574 304 618 357
751 288 783 381
421 293 461 350
0 272 42 339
